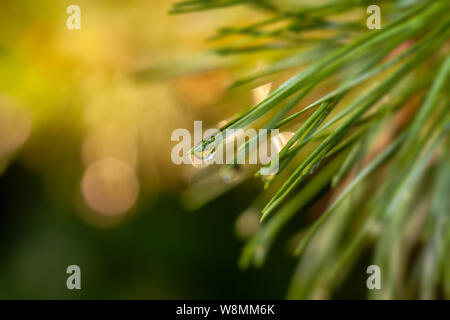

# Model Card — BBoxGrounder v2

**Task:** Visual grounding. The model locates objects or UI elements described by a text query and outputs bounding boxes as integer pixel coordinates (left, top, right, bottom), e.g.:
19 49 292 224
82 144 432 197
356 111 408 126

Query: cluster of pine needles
172 0 449 299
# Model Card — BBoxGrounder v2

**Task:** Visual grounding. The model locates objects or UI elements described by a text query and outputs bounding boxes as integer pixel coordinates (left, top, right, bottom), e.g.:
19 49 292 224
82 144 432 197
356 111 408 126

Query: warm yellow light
0 96 32 159
252 61 272 105
81 158 139 216
252 82 272 105
271 131 295 153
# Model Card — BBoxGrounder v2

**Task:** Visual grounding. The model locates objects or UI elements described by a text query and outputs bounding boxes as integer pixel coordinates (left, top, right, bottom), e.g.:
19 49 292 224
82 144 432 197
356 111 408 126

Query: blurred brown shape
173 69 231 108
0 95 32 159
81 158 139 216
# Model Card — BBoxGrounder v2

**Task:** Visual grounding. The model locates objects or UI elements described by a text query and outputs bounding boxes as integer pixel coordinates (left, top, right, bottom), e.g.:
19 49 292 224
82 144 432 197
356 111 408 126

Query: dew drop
194 143 216 161
192 139 216 162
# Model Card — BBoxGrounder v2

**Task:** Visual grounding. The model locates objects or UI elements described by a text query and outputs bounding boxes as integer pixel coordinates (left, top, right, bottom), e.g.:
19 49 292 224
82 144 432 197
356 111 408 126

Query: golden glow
173 69 231 108
252 82 272 105
252 61 272 105
0 96 32 159
271 131 294 153
81 158 139 216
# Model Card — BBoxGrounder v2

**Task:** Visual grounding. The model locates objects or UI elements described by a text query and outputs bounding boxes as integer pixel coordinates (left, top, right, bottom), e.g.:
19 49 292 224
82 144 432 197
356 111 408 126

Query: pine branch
175 0 450 299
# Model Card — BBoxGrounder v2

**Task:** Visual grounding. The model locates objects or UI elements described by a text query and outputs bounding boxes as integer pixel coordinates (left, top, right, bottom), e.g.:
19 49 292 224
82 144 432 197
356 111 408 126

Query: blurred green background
0 162 299 299
0 0 377 299
0 0 300 299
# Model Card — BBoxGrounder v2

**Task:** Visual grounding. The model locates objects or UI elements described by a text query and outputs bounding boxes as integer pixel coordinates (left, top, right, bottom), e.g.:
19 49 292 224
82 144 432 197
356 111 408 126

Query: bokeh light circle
81 158 139 216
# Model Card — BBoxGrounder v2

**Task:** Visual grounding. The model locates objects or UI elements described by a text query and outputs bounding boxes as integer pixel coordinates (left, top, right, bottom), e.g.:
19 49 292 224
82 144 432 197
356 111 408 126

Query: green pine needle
175 0 450 299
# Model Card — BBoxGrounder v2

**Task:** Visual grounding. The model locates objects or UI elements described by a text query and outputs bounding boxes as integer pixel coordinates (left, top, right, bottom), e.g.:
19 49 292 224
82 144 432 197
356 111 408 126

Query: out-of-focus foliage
0 0 265 222
173 0 450 299
0 0 300 299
